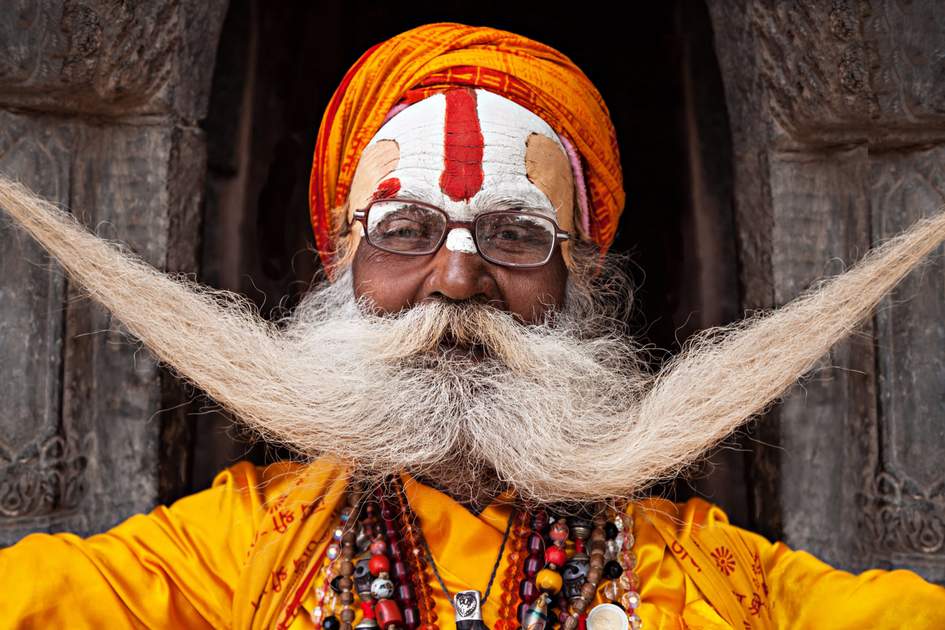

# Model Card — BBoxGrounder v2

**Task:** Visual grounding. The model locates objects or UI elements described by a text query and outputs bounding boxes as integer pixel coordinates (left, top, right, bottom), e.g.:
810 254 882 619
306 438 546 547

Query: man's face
347 88 573 324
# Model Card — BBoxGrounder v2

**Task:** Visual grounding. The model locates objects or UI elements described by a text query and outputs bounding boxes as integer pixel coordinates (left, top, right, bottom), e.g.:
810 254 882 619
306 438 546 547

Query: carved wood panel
0 0 226 545
0 0 226 120
708 0 945 582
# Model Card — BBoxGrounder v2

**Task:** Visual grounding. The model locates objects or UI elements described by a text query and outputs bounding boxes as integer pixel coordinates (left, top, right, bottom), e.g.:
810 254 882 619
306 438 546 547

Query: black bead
604 560 623 580
323 615 341 630
330 574 344 594
603 522 619 540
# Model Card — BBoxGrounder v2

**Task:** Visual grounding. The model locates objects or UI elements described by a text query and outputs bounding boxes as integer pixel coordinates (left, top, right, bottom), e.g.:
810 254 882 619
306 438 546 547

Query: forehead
364 88 568 220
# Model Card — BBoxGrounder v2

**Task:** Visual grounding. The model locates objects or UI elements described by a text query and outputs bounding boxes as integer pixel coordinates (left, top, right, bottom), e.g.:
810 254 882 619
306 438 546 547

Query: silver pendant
586 603 630 630
454 590 486 630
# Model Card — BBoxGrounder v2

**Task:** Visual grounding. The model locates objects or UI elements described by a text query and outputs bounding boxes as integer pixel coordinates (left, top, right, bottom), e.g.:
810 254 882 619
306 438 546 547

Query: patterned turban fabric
308 22 624 277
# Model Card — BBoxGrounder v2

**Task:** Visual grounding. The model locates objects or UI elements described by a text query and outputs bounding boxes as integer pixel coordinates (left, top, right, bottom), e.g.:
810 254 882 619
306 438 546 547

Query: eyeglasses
350 199 571 268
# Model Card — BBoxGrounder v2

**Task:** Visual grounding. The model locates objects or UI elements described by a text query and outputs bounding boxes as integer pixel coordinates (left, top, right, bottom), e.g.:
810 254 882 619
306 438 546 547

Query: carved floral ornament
858 468 945 556
0 431 94 518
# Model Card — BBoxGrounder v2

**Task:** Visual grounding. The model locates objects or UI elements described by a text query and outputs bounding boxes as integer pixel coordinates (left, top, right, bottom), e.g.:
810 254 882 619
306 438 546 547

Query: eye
367 201 447 252
379 218 426 238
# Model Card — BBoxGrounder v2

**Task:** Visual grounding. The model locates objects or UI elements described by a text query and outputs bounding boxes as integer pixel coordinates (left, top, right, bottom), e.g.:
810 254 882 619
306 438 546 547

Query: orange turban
309 22 624 277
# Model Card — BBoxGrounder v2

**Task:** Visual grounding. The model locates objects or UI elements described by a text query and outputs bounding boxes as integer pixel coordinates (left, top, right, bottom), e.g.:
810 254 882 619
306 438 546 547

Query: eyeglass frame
349 198 572 269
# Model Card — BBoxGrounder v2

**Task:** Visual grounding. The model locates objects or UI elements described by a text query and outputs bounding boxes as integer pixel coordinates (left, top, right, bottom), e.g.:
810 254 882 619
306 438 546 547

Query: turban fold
309 22 624 277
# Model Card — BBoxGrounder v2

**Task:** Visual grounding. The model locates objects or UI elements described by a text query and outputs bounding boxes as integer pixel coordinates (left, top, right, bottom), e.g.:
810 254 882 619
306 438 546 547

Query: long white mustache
2 175 945 503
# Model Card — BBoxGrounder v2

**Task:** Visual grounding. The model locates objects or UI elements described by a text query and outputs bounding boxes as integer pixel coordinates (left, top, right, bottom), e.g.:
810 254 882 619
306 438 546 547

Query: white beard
274 263 652 505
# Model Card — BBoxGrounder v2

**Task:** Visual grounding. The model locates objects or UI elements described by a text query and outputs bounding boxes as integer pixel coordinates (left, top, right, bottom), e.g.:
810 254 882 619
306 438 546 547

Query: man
1 21 945 630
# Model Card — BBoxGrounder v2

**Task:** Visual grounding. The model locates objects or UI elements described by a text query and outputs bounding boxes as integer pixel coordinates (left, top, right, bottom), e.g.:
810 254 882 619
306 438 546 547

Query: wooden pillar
707 0 945 581
0 1 227 544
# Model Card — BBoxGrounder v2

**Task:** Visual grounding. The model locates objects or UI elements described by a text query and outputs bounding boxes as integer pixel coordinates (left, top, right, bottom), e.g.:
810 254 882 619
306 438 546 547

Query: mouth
437 333 489 361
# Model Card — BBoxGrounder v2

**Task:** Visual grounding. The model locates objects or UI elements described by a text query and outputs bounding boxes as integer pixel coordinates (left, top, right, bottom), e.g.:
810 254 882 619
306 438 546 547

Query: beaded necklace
309 478 643 630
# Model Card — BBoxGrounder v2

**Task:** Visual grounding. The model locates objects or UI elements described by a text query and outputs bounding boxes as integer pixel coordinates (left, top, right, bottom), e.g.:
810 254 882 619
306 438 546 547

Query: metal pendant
586 603 630 630
523 593 550 630
454 589 487 630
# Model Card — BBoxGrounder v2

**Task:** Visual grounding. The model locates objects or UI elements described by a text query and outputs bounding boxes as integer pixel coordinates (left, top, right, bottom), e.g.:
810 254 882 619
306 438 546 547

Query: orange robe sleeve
640 496 945 629
0 460 289 629
734 523 945 629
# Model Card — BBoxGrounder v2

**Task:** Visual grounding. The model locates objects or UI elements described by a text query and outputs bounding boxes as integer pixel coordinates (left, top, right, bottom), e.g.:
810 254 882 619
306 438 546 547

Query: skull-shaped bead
562 553 590 602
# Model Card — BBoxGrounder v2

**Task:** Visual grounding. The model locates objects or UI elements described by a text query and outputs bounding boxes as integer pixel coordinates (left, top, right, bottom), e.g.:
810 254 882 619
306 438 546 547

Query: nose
420 238 502 306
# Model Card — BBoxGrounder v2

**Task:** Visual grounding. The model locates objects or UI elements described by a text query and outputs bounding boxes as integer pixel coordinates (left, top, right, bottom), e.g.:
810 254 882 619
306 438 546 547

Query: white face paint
362 88 567 254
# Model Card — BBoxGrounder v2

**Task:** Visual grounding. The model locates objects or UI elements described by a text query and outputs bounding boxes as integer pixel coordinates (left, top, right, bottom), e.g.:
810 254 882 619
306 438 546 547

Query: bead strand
495 509 529 630
518 509 548 626
616 510 642 630
383 499 420 629
335 486 363 630
392 482 438 630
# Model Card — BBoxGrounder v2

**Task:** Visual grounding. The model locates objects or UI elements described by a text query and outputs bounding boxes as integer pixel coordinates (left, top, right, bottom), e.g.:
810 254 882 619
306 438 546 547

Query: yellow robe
2 459 944 629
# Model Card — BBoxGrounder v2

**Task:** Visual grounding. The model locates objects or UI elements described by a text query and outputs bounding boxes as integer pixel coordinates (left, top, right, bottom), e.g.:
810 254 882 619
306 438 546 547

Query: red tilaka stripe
439 88 484 202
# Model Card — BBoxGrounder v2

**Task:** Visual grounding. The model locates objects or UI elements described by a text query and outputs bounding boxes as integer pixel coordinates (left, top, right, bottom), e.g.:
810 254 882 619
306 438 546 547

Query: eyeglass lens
365 200 557 266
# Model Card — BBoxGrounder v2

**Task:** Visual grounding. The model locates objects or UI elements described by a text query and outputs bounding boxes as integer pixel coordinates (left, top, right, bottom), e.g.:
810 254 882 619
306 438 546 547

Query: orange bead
535 568 563 593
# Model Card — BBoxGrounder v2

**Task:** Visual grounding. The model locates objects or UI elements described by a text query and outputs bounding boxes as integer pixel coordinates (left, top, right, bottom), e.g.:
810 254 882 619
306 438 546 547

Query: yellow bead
535 568 563 593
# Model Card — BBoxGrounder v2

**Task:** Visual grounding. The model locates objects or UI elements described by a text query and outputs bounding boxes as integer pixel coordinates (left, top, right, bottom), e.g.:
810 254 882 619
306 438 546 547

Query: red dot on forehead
372 177 401 201
439 88 484 202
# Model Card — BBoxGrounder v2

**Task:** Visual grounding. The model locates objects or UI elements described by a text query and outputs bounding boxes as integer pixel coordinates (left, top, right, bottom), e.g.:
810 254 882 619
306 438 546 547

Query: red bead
369 554 391 575
376 599 404 627
370 539 388 555
545 546 567 567
360 602 376 619
549 520 569 542
528 534 544 555
403 606 419 630
393 561 408 581
524 556 542 578
578 614 587 630
519 579 539 603
396 583 415 604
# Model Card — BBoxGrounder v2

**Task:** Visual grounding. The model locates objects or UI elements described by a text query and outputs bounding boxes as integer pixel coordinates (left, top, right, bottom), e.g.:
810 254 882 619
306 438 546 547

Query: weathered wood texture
708 0 945 581
0 1 227 545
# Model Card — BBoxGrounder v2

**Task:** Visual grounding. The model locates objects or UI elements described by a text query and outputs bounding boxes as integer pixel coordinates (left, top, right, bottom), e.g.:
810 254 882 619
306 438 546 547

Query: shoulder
171 457 350 536
630 495 731 537
208 457 350 503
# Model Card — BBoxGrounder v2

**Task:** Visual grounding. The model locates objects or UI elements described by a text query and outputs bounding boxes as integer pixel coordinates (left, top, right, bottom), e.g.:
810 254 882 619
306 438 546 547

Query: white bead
606 539 621 560
629 613 643 630
371 577 395 599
